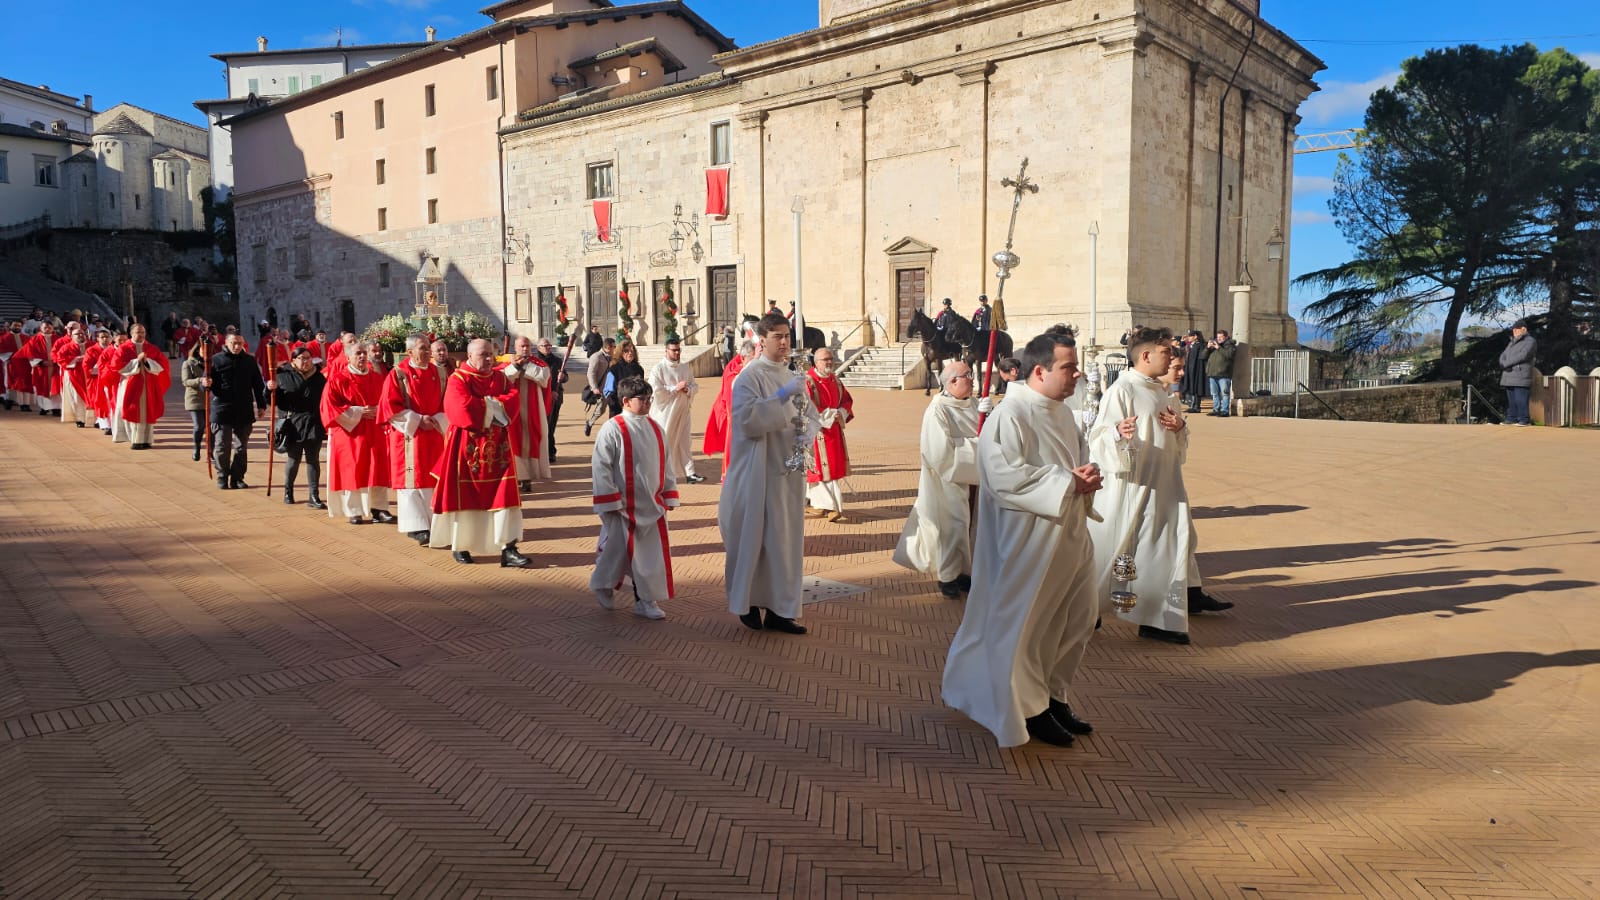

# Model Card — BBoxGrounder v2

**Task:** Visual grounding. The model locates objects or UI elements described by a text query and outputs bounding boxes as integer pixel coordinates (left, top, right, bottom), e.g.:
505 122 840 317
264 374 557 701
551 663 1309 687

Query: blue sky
10 1 1599 325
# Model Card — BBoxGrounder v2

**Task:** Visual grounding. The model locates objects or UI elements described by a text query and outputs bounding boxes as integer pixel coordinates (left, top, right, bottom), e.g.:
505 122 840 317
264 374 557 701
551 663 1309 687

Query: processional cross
979 158 1041 413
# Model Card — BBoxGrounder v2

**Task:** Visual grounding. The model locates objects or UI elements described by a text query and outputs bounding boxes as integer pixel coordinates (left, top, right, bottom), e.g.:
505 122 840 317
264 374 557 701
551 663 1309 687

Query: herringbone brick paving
1 376 1597 898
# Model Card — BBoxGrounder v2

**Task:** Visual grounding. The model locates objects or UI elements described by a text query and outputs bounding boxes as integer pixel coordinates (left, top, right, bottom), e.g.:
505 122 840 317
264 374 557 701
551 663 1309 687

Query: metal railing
1292 382 1346 420
1463 384 1504 425
0 214 51 242
1251 349 1312 395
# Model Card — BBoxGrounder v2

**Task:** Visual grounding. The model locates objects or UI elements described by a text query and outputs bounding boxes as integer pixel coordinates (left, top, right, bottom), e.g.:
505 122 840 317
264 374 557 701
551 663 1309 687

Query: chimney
82 94 93 111
257 35 269 52
426 25 436 42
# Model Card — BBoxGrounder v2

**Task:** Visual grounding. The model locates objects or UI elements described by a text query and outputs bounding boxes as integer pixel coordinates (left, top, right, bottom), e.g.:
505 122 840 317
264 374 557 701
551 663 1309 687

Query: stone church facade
62 104 211 232
230 0 1321 350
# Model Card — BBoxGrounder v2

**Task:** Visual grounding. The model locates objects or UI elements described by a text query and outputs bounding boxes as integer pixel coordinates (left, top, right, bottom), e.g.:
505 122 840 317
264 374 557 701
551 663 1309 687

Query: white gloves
977 397 994 415
776 376 807 401
819 408 838 429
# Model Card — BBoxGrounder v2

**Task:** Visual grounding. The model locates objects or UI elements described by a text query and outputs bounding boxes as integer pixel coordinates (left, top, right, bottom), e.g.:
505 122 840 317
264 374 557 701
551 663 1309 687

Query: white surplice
647 357 699 478
1086 370 1198 633
893 393 980 582
590 410 680 603
500 359 552 482
941 381 1100 748
717 357 819 620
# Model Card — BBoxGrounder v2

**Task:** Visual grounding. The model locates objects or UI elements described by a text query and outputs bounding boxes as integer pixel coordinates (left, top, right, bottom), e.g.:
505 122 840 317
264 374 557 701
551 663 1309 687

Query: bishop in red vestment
111 324 170 448
377 337 449 543
428 339 530 567
804 348 854 523
320 344 394 524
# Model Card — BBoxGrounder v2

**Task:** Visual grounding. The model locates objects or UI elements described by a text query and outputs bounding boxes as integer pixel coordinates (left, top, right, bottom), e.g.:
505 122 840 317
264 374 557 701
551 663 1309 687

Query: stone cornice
1097 23 1154 59
952 61 994 86
836 88 872 111
231 173 331 208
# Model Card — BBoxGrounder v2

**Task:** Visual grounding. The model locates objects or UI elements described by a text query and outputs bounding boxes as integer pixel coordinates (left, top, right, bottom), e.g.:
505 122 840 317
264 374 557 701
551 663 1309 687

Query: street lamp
667 203 701 262
1266 223 1286 262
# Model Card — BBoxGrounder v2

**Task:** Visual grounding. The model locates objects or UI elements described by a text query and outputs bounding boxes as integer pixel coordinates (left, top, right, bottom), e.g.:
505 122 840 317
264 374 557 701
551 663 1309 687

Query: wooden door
650 279 670 342
537 286 557 340
896 268 925 340
338 299 356 335
587 266 618 337
709 266 738 335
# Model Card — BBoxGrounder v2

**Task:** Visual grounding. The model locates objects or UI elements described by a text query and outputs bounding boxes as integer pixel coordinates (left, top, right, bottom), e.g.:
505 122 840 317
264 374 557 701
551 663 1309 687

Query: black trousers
211 419 253 482
188 410 204 453
547 392 563 459
283 439 323 494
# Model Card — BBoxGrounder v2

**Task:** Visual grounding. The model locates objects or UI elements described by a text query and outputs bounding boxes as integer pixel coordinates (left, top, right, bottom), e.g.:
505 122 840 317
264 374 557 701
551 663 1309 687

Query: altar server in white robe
943 332 1119 748
893 359 983 598
718 312 820 635
591 375 679 620
647 337 703 484
1088 328 1229 645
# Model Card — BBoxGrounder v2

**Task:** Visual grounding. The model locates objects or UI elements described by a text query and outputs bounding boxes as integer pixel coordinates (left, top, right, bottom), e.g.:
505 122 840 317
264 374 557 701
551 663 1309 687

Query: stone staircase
0 285 30 324
837 342 927 391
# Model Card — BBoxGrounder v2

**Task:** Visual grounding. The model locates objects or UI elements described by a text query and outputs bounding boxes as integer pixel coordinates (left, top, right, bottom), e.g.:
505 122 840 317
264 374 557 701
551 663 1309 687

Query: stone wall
0 229 217 323
1240 381 1464 424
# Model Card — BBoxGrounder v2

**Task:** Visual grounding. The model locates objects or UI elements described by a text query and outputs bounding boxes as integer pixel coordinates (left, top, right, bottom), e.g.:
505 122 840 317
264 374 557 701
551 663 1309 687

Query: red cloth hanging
593 199 612 242
705 168 729 218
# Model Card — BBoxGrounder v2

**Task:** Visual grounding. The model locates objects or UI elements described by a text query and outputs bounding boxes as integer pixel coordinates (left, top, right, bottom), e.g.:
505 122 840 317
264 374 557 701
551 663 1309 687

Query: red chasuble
15 332 54 396
805 368 854 484
320 365 391 492
175 325 200 357
51 334 91 399
94 342 125 418
255 337 289 379
701 352 745 456
377 359 448 490
430 365 521 514
0 330 18 393
114 340 170 423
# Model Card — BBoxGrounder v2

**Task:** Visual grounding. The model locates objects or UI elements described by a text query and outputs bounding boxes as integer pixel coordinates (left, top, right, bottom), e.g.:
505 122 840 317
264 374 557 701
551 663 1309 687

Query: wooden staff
202 342 214 480
265 343 277 497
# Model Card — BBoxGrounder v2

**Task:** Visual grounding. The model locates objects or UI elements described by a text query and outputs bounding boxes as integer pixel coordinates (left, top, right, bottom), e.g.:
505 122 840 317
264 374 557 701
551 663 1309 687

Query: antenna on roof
336 26 343 47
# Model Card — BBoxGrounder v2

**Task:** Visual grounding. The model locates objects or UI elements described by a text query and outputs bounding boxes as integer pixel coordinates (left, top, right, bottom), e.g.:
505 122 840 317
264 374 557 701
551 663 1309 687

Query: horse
742 313 825 353
907 308 966 396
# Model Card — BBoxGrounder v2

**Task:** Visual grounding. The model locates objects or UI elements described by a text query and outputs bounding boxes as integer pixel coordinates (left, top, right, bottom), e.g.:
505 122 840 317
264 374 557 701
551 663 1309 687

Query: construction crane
1294 129 1365 154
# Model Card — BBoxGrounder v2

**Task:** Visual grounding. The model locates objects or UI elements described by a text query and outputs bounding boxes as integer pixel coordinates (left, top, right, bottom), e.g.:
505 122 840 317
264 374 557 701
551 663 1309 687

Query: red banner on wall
593 199 612 242
705 168 729 218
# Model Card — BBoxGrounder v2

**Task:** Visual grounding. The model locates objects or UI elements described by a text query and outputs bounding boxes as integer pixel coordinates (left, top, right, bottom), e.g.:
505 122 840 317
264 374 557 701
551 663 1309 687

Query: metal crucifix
979 158 1040 417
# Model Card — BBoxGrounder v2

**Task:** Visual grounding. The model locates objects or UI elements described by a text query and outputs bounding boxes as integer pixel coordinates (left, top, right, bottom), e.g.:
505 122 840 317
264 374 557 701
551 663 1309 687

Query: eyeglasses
948 373 974 381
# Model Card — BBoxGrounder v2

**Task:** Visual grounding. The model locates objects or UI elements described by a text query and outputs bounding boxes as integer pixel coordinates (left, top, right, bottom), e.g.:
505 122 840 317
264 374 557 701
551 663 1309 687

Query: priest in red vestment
702 338 752 482
174 319 200 360
378 335 449 545
298 331 330 369
11 322 57 415
111 323 170 449
92 332 125 432
428 338 530 567
81 329 113 429
319 343 395 525
499 335 552 490
255 329 291 379
0 321 19 409
51 322 93 427
804 347 855 523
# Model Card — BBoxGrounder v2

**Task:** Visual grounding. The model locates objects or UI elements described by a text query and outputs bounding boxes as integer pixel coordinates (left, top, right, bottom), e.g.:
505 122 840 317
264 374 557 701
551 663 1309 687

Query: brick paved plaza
1 379 1597 898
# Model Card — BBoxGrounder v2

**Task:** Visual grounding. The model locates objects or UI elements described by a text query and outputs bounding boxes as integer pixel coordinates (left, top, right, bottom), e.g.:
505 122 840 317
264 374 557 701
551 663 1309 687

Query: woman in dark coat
605 340 645 417
271 346 330 508
1180 332 1208 412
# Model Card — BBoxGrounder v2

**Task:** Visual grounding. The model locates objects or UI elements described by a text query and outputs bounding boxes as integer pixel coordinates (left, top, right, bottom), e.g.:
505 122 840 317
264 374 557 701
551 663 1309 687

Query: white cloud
1300 71 1398 126
1578 52 1600 69
1292 209 1334 226
1293 175 1336 197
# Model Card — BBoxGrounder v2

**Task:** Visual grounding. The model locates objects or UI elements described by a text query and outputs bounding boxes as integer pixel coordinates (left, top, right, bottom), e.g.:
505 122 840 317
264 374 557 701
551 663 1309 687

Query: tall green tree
1297 44 1551 378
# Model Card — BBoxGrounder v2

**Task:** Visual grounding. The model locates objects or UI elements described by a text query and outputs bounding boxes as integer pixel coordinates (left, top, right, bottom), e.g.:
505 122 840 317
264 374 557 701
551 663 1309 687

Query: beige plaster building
230 0 1321 352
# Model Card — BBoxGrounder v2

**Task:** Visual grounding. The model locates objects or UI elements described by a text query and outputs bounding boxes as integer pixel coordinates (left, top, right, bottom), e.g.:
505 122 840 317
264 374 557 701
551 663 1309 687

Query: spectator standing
1498 319 1537 427
534 337 568 461
1204 330 1237 417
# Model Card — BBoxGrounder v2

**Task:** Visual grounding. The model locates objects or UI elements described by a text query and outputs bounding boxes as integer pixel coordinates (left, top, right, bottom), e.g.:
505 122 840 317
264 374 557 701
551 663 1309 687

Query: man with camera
1203 330 1237 417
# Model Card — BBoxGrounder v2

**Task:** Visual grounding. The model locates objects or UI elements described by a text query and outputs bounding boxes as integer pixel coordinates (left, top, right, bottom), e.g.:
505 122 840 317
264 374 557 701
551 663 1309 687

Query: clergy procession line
3 310 1235 750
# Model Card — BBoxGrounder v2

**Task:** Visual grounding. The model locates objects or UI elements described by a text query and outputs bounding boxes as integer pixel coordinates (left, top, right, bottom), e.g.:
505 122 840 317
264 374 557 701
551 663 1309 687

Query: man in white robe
893 360 983 598
942 332 1117 748
647 337 703 484
718 312 820 635
1088 329 1230 645
591 375 679 620
500 336 552 488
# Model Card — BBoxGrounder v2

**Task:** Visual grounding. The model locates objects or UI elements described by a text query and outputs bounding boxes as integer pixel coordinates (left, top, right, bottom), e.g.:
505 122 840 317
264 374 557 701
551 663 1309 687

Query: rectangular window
169 171 175 186
424 84 436 117
109 192 115 208
288 76 300 94
34 155 56 187
310 74 322 87
275 247 288 272
253 244 267 283
294 236 311 278
427 199 438 224
247 78 259 96
374 99 385 129
377 208 388 231
710 121 731 165
0 150 8 183
586 161 614 199
378 262 391 288
375 158 386 184
334 111 344 140
134 193 141 210
486 66 499 100
425 147 436 174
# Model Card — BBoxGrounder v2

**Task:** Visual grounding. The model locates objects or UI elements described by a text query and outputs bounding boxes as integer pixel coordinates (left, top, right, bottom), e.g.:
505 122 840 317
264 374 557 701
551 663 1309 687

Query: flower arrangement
659 277 679 343
421 311 501 352
616 288 634 343
360 314 418 352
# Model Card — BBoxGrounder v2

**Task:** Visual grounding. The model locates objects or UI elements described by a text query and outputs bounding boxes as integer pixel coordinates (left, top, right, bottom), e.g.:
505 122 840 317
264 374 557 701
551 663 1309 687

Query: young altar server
589 376 679 620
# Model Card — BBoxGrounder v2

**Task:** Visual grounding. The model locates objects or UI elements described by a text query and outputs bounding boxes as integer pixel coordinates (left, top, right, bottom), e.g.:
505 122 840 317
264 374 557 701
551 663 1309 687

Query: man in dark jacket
1498 319 1537 427
208 332 268 489
1180 330 1207 412
272 346 329 507
582 325 604 357
534 336 568 461
1204 330 1238 417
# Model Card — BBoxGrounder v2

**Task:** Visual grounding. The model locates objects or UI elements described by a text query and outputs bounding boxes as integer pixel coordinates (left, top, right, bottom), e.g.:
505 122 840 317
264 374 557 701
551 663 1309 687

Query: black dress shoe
217 478 230 490
955 573 972 592
1024 711 1076 747
19 405 31 412
371 510 396 524
283 490 296 505
1047 699 1094 735
307 495 328 510
518 480 532 493
500 544 531 568
408 530 431 545
738 609 764 631
938 579 962 599
763 610 807 635
75 421 85 428
1139 625 1192 645
230 479 249 490
1187 588 1234 614
453 551 474 564
686 474 706 484
39 408 48 416
348 516 365 525
192 450 201 461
